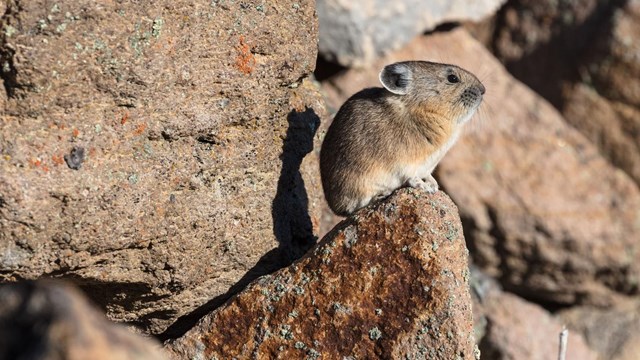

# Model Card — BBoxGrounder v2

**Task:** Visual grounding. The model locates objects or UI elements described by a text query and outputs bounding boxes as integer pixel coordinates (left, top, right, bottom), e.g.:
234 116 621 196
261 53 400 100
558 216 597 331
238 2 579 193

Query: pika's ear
379 63 412 95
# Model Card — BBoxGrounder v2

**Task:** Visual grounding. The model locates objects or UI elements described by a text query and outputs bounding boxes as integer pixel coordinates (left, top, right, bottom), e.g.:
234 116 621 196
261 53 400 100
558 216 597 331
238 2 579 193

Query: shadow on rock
157 248 283 341
272 107 320 262
158 108 321 341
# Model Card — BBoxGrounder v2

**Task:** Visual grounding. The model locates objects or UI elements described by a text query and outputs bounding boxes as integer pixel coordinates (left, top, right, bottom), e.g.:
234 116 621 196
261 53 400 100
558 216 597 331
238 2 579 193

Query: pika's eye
447 74 460 83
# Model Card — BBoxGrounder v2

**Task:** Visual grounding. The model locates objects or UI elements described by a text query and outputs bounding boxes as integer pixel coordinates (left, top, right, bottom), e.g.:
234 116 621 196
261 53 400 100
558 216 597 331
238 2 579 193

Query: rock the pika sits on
320 61 485 216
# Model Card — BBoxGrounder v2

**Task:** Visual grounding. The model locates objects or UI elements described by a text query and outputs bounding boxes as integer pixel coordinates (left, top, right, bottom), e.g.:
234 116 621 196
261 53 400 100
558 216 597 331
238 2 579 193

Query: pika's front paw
407 176 439 194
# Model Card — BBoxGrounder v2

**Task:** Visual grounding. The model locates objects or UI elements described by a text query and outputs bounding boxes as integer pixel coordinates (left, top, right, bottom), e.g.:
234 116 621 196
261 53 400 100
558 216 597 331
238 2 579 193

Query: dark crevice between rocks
314 55 348 82
157 108 321 342
488 0 628 109
424 21 460 35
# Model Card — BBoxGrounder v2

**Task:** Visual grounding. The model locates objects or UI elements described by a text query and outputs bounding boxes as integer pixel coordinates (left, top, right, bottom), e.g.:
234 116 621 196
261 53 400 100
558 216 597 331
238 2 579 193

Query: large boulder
0 0 324 335
319 28 640 307
317 0 506 67
167 189 478 360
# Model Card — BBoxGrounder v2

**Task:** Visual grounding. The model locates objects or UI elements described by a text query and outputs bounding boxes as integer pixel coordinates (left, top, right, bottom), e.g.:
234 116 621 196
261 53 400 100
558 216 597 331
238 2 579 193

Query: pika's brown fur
320 61 485 216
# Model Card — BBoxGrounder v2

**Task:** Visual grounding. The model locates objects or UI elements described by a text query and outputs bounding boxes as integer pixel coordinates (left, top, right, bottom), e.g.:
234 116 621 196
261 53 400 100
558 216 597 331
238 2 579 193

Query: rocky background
0 0 639 359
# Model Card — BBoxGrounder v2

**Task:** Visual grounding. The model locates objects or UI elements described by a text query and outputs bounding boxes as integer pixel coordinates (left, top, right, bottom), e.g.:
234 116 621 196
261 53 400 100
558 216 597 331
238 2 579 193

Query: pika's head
379 61 485 124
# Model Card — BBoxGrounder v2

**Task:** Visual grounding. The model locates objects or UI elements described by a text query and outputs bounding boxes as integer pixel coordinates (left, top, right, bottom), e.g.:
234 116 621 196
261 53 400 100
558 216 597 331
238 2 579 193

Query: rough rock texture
559 301 640 360
562 0 640 187
563 84 640 188
317 0 506 67
485 0 624 107
167 189 478 360
476 290 598 360
0 0 324 335
320 28 640 306
0 280 168 360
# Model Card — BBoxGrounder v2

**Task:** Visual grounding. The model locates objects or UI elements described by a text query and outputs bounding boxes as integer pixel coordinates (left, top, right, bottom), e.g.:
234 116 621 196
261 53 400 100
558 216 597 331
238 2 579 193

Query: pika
320 61 485 216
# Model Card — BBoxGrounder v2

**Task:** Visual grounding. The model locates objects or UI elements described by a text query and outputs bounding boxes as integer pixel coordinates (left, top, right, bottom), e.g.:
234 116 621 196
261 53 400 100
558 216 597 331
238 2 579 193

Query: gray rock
317 0 506 66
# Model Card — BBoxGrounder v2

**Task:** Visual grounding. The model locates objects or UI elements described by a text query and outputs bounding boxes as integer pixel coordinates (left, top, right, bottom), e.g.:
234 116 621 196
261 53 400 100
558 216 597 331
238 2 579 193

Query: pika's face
379 61 485 124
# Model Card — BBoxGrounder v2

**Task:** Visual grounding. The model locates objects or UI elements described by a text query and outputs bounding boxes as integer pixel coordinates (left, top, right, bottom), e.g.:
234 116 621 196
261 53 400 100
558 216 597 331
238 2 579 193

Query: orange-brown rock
0 280 168 360
166 189 477 360
320 28 640 306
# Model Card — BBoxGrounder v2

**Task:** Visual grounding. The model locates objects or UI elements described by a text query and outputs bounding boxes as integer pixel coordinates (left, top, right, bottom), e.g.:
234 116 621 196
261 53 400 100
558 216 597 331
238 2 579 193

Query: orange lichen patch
52 155 64 166
133 123 147 135
235 35 255 75
121 111 129 125
72 128 80 138
29 158 50 172
29 158 42 167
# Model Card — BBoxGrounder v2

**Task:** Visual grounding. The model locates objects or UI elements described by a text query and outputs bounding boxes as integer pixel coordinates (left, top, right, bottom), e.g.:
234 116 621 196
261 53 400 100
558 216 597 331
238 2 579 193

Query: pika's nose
478 83 486 95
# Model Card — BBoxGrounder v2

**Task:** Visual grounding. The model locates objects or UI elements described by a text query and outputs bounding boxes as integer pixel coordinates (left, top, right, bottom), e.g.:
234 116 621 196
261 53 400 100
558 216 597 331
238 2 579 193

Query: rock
578 0 640 108
476 0 640 187
485 0 623 107
558 301 640 360
0 0 324 335
167 189 478 360
561 0 640 186
0 280 168 360
477 290 598 360
469 266 597 360
319 28 640 306
317 0 506 67
563 84 640 188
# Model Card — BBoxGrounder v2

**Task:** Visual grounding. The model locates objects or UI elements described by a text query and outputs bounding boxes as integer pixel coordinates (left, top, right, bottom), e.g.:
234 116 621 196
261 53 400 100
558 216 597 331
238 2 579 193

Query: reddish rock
579 0 640 108
562 0 640 186
558 301 640 360
319 28 640 306
0 280 168 360
166 189 477 360
483 0 623 107
477 291 598 360
0 1 324 335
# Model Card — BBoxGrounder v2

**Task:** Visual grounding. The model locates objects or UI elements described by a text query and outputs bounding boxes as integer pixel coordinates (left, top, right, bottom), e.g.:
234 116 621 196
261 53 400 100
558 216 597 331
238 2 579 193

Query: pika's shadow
157 108 320 341
271 107 320 262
